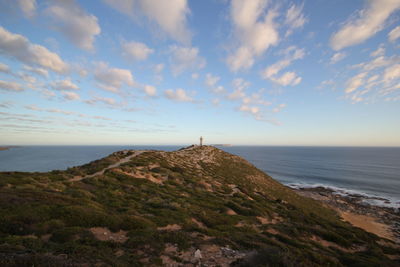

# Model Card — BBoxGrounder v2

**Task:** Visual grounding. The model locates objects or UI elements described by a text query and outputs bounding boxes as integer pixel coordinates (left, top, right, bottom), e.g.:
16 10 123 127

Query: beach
296 187 400 244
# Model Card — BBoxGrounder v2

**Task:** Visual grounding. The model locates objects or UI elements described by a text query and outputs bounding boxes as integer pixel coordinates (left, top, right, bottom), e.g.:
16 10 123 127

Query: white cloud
164 88 193 102
104 0 191 43
330 0 400 50
383 64 400 82
270 71 302 86
51 78 79 90
22 65 49 77
272 103 286 113
370 45 385 57
94 62 135 93
62 91 80 101
0 62 10 73
85 96 118 106
205 73 220 88
17 0 36 18
169 45 206 75
239 104 260 115
0 80 24 91
42 89 56 98
388 26 400 42
285 3 306 36
191 73 199 79
18 73 36 84
227 0 279 71
143 84 157 97
330 52 346 64
122 41 153 61
228 78 250 100
261 46 304 86
212 86 225 94
139 0 191 43
345 72 367 94
154 63 164 73
102 0 135 15
45 0 101 51
0 26 68 73
0 101 13 108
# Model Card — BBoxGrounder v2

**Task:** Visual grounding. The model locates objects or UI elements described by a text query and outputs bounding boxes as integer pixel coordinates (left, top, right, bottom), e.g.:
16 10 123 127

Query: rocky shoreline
295 186 400 244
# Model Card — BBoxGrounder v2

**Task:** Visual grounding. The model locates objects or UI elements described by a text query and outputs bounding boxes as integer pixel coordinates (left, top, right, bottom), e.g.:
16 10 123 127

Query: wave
286 182 400 209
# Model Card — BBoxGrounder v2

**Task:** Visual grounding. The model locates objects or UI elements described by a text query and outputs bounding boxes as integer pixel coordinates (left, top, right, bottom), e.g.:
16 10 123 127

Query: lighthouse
200 136 203 146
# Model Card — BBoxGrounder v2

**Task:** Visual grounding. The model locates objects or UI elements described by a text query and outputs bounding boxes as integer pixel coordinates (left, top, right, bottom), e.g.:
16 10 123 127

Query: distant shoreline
0 146 19 151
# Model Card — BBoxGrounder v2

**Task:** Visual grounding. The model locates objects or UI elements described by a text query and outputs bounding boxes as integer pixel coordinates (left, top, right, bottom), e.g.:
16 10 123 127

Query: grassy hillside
0 146 398 266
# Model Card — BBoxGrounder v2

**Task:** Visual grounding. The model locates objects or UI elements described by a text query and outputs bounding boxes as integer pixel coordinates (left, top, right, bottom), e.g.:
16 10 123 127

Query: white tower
200 136 203 146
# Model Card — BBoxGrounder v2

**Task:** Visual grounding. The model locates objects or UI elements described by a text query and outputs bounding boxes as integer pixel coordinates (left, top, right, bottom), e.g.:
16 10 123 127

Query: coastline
0 146 18 151
295 186 400 244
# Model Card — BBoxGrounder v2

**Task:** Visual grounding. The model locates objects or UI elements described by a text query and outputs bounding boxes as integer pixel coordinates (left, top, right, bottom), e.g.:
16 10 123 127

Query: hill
0 146 399 266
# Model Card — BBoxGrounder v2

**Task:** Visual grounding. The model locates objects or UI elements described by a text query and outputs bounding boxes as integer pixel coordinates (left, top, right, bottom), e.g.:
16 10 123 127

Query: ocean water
223 146 400 208
1 145 399 208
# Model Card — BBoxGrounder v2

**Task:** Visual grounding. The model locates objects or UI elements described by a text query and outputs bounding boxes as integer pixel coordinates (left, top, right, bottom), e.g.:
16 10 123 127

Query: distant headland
0 146 18 151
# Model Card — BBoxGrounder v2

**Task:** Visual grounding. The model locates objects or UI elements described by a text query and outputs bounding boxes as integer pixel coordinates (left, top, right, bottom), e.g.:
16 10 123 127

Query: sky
0 0 399 146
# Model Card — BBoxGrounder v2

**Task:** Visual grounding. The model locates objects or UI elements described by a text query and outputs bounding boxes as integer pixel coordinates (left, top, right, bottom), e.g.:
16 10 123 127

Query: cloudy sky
0 0 399 146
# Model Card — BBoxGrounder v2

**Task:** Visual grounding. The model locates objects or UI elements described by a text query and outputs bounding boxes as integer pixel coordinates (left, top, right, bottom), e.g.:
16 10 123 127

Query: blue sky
0 0 399 146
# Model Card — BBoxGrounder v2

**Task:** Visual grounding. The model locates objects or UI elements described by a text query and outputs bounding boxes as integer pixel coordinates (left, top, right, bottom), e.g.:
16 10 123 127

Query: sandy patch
157 224 182 231
89 227 128 243
226 208 237 215
339 211 395 241
115 169 165 184
191 218 206 229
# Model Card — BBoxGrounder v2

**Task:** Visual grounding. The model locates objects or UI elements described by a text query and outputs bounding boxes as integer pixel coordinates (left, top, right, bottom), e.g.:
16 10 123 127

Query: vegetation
0 146 398 266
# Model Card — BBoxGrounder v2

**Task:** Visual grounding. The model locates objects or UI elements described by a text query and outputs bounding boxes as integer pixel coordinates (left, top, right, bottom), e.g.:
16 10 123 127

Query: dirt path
70 151 144 182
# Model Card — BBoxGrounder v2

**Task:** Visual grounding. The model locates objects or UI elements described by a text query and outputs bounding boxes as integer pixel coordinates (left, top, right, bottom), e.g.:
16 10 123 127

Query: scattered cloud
85 95 118 106
164 88 193 102
0 26 68 73
22 65 49 77
0 80 24 91
0 62 10 73
103 0 191 43
227 0 279 72
154 63 164 73
330 52 346 64
17 0 36 18
261 46 304 86
93 62 136 93
169 45 206 75
345 72 367 94
41 89 56 98
51 78 79 90
0 101 13 108
284 3 307 36
272 103 286 113
204 73 220 88
370 45 385 57
211 86 225 94
342 51 400 103
62 90 80 101
228 78 250 100
388 26 400 42
191 73 199 79
383 64 400 82
45 0 101 51
122 41 154 61
330 0 400 50
143 84 157 97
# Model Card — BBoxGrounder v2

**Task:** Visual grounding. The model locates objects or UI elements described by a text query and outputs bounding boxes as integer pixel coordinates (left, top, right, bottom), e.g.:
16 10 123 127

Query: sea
0 145 399 209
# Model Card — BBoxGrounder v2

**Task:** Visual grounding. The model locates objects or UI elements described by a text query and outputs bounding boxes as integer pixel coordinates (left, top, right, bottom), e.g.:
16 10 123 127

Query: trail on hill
70 151 144 182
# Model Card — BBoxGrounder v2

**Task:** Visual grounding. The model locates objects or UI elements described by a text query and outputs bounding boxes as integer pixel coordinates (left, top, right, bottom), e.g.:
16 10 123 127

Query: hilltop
0 146 399 266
